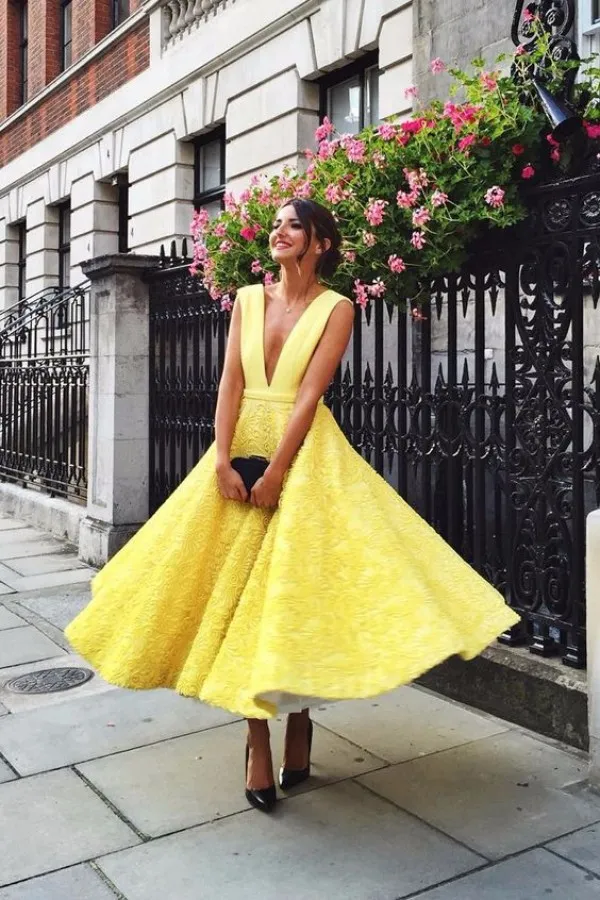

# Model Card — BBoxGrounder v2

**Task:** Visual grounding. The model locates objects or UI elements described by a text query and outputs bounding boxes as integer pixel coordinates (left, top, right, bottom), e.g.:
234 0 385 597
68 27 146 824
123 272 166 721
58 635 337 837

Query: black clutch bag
230 456 269 493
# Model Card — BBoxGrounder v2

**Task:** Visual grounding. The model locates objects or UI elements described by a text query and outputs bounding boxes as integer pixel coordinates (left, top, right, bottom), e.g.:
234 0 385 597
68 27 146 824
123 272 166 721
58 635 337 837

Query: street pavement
0 513 599 899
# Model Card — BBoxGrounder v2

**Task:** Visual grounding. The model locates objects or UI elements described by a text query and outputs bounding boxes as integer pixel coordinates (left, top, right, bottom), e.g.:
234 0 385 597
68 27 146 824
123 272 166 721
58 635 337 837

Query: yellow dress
65 284 520 719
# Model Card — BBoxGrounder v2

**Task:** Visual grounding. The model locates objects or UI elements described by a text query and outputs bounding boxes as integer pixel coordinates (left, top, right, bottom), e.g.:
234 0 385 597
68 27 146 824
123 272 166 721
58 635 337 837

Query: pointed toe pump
279 718 313 791
245 745 277 813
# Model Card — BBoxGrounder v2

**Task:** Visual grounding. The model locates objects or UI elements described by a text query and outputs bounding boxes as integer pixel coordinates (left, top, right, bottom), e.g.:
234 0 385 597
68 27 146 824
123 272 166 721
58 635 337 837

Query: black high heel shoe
279 718 313 791
245 744 276 813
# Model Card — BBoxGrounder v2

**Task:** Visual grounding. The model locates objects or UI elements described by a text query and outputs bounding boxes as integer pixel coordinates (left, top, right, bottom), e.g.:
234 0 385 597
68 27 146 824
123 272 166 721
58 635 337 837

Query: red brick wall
0 0 25 119
28 0 61 97
72 0 113 63
0 20 149 166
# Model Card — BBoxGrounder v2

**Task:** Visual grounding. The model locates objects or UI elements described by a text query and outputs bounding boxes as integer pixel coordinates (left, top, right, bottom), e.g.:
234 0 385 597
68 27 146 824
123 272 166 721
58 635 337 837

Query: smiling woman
65 198 519 817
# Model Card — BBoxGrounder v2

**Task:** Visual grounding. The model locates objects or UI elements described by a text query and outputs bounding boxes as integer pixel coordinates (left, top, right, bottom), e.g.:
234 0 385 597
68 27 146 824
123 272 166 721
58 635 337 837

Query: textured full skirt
65 398 520 719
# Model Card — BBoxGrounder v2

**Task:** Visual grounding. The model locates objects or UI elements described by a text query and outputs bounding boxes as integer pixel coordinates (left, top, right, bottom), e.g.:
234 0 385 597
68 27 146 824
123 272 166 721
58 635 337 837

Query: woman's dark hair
282 199 342 280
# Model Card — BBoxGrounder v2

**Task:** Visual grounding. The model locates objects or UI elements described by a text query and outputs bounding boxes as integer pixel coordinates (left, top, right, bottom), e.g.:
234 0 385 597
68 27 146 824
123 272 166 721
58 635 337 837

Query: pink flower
512 143 526 156
346 139 366 163
521 164 536 179
278 175 293 193
404 167 430 189
239 189 252 204
295 181 313 199
263 272 275 286
431 190 449 207
325 183 344 204
401 118 427 136
397 189 419 209
213 222 227 238
219 240 233 253
404 85 419 99
362 231 377 248
430 57 446 74
318 140 338 160
585 122 600 139
412 206 431 228
250 174 261 186
388 255 406 274
343 250 357 263
377 123 397 141
191 208 210 237
365 199 388 227
515 44 527 56
458 134 476 153
484 186 505 208
372 152 386 169
551 147 561 163
257 189 272 206
315 116 336 142
368 279 387 298
353 279 370 309
208 285 222 301
220 294 233 312
523 8 536 22
240 225 259 242
443 102 480 133
546 133 560 148
411 231 427 250
224 193 238 213
480 73 498 92
251 260 263 275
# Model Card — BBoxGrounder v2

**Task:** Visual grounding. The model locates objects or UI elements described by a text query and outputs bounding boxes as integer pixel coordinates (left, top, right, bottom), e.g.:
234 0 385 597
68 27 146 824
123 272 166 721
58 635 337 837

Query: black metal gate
148 174 600 668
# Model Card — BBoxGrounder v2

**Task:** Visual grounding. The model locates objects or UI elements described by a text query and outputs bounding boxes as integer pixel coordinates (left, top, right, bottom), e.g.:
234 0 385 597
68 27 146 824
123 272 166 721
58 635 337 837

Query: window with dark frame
116 173 129 253
193 126 226 219
60 0 72 70
319 52 381 136
112 0 129 29
58 204 71 291
19 1 28 105
17 223 26 306
594 0 600 22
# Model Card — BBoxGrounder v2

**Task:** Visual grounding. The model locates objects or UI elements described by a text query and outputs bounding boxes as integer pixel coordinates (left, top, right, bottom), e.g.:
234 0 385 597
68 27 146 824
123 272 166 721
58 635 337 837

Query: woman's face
270 205 320 270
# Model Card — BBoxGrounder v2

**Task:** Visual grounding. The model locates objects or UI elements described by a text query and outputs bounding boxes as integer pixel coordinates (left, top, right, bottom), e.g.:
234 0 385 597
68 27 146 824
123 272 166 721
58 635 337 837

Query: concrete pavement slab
0 758 16 783
0 584 15 595
97 780 483 900
4 569 93 593
312 686 508 764
0 701 8 716
0 687 238 774
358 731 599 859
548 822 600 876
14 584 91 632
0 607 25 630
0 769 139 887
0 520 28 532
0 626 65 670
0 653 115 714
0 865 117 900
77 718 385 837
0 541 75 560
5 555 86 577
415 848 600 899
0 530 55 547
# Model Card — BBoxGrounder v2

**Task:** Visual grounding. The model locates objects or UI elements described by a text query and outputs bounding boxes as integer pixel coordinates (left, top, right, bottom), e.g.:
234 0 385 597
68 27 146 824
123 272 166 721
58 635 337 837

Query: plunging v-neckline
261 286 333 389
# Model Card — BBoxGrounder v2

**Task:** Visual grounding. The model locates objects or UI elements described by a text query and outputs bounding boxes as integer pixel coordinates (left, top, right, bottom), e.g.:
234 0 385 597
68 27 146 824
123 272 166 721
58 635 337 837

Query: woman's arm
250 300 354 508
215 296 248 502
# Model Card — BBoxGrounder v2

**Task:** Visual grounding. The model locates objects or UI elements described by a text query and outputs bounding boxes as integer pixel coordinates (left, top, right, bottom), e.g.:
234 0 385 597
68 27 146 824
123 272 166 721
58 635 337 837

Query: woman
65 199 519 814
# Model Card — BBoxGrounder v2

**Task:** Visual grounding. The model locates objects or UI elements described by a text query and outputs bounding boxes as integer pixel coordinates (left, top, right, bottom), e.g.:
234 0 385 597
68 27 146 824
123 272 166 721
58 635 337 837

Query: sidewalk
0 513 599 899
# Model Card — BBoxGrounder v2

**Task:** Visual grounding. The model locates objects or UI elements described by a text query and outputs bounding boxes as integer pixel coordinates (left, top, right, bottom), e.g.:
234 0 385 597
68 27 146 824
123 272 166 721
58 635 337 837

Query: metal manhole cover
4 667 94 695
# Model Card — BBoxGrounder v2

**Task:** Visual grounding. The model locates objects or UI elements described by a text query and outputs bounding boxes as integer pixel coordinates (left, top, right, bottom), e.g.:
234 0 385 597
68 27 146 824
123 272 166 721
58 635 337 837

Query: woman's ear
319 238 332 254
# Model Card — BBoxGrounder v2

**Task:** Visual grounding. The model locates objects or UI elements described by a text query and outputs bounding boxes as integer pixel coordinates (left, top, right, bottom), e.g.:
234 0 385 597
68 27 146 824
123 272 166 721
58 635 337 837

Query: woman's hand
216 461 248 503
250 467 284 509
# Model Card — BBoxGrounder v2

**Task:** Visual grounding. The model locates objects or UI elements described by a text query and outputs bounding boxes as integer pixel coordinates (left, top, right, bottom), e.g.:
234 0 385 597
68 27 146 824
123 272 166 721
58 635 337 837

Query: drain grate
5 667 94 695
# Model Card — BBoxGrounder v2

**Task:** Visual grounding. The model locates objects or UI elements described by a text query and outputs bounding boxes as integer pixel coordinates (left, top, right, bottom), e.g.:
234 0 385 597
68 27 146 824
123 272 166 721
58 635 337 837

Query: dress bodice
237 284 352 403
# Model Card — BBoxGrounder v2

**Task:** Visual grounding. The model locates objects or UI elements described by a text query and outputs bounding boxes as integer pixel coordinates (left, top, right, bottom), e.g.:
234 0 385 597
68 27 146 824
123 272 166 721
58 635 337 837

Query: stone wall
413 0 517 100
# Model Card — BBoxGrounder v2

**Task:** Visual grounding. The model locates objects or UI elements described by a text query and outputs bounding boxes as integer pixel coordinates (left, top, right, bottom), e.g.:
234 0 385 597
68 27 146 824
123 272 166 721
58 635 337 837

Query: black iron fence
0 285 90 502
148 173 600 669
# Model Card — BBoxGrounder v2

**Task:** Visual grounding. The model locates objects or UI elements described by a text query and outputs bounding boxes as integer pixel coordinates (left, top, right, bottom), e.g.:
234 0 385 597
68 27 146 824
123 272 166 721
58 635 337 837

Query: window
19 1 28 104
112 0 129 28
61 0 72 70
320 52 380 136
594 0 600 22
116 173 129 253
17 223 26 305
58 204 70 290
194 127 226 219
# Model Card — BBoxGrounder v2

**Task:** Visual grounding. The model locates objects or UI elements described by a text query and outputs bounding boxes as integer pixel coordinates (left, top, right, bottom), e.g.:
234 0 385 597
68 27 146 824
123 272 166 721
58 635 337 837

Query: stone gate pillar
78 254 157 567
588 510 600 786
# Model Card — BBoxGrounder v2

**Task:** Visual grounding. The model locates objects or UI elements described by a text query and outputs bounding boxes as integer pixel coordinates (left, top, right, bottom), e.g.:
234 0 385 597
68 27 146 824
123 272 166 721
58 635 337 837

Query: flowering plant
191 25 600 309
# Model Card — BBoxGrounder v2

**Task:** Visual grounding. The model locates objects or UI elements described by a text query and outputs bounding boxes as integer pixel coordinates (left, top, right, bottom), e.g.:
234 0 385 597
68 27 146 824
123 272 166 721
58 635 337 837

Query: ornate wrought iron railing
0 284 90 502
148 162 600 671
